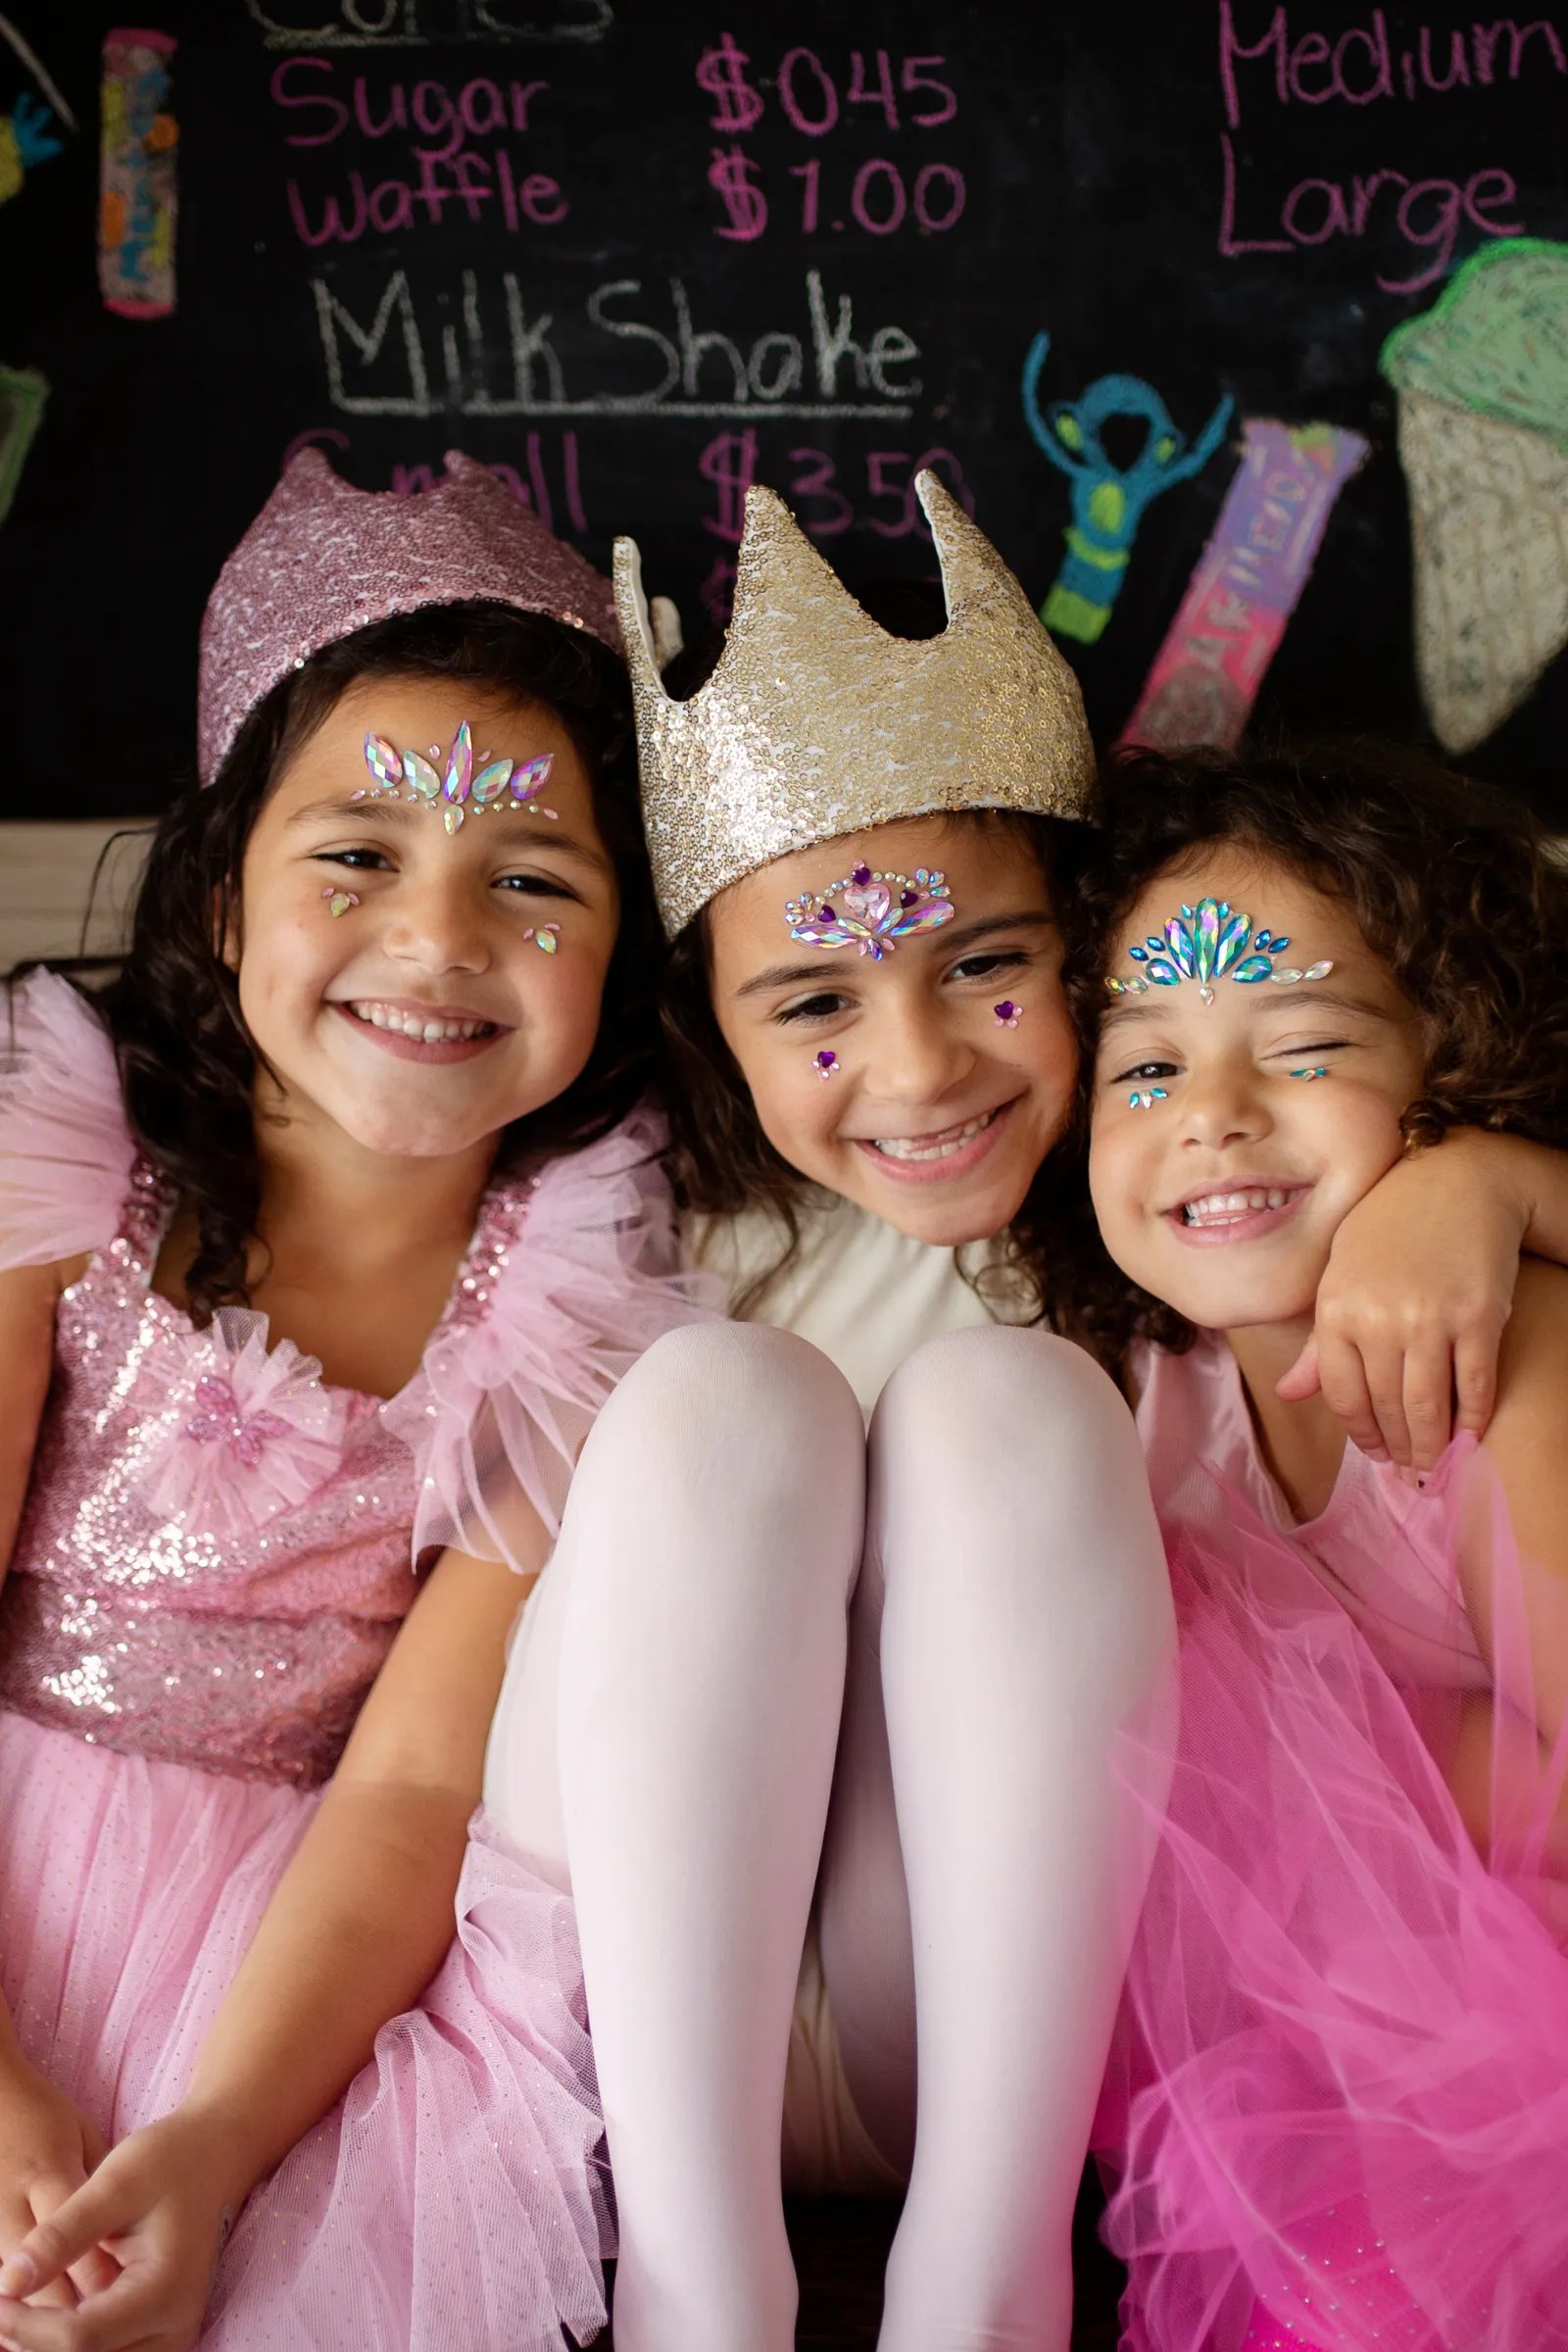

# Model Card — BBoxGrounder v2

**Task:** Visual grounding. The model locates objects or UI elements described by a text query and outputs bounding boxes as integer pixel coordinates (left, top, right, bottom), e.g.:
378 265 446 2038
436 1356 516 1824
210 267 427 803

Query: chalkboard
2 1 1566 823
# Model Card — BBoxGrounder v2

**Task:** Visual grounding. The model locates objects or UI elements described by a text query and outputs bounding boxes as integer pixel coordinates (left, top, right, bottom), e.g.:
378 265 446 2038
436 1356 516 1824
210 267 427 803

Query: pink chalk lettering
1419 26 1471 88
510 80 548 129
563 430 587 533
392 463 435 494
912 163 965 230
1282 176 1349 241
1289 31 1334 100
779 47 839 136
353 76 406 136
525 430 553 530
287 174 367 244
1220 2 1287 129
901 56 956 125
1334 13 1393 101
449 153 493 224
1465 167 1524 231
497 148 519 231
852 158 906 234
369 177 415 232
790 158 820 231
461 78 506 137
1218 132 1292 254
787 446 853 537
847 49 900 131
1473 18 1566 82
1383 175 1463 291
866 449 914 535
699 428 758 542
1350 168 1406 234
282 426 349 469
272 57 348 146
520 172 566 224
412 81 464 158
709 145 767 239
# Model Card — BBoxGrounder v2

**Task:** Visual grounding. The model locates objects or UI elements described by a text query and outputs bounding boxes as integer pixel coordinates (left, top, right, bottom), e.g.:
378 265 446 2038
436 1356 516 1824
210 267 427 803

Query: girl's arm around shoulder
0 1533 541 2352
1284 1129 1568 1474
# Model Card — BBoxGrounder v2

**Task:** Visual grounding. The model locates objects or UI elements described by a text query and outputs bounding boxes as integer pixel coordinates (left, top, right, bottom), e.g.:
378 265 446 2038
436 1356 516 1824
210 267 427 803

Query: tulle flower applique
140 1307 348 1540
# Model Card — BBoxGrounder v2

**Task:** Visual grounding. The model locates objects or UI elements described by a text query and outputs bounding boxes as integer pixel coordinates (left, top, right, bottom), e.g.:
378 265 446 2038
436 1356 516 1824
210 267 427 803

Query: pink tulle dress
1096 1330 1568 2352
0 971 706 2350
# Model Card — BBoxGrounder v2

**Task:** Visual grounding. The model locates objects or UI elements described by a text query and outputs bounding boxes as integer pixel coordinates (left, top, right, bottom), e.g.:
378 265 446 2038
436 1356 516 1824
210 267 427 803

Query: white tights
485 1322 1175 2352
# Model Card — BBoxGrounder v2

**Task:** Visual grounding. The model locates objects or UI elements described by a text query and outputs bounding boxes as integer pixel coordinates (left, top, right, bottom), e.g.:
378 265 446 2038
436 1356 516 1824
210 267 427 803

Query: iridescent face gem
1129 1086 1169 1109
1105 898 1332 1006
359 725 559 830
520 922 563 955
321 887 359 917
814 1050 839 1079
993 1000 1021 1028
1291 1065 1329 1081
785 864 955 961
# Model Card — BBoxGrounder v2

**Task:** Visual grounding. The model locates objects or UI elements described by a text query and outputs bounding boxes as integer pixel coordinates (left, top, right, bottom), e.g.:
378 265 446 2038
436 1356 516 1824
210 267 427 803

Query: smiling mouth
1175 1185 1308 1229
344 999 499 1044
868 1108 1000 1162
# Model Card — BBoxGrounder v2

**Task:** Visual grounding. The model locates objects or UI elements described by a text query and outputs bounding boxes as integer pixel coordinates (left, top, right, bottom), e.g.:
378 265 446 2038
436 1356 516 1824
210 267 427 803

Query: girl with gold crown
473 472 1568 2352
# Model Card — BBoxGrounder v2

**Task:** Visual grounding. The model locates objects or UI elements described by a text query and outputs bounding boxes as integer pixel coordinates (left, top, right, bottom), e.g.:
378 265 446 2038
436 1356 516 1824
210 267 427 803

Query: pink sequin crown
197 448 622 785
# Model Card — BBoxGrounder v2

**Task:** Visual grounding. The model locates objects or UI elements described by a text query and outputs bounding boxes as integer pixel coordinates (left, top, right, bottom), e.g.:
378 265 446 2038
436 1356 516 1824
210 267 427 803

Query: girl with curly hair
0 452 709 2352
1076 743 1568 2351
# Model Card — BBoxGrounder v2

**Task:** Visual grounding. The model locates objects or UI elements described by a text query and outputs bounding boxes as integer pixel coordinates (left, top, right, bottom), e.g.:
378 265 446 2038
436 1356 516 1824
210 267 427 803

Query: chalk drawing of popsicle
1379 237 1568 753
1021 333 1234 645
100 28 177 318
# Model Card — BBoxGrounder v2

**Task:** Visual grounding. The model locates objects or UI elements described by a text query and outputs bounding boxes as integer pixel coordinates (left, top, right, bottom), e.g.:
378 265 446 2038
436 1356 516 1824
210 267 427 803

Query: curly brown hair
1038 737 1568 1371
12 602 661 1325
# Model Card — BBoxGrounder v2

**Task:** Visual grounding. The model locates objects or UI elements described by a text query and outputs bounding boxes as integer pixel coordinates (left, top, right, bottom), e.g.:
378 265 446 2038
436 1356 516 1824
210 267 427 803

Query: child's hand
0 2109 236 2352
0 2054 116 2313
1279 1130 1528 1471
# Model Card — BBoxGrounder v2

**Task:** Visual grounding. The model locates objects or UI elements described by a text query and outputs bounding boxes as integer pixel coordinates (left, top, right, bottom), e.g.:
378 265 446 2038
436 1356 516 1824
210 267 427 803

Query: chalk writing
244 0 613 50
695 31 763 131
710 145 767 239
1122 419 1367 751
1220 3 1565 122
1022 334 1233 644
0 362 47 528
707 152 965 241
1216 4 1559 287
100 32 177 319
311 268 920 417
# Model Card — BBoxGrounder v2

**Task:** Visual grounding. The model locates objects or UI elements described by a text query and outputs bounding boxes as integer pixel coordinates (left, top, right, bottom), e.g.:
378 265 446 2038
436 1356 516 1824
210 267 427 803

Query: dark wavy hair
28 601 659 1325
1039 738 1568 1371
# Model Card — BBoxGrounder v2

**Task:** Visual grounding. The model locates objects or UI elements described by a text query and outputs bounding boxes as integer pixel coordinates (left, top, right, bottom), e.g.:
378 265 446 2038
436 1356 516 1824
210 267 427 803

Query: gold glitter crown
613 470 1097 937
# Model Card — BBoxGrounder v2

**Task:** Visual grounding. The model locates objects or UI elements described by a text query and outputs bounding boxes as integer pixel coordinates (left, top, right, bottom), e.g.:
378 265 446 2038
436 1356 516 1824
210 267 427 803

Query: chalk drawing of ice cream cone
1380 239 1568 755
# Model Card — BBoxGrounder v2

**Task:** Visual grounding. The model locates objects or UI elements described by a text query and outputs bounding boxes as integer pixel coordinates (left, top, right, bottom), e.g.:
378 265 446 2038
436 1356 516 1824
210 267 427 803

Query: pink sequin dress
1095 1331 1568 2352
0 972 707 2351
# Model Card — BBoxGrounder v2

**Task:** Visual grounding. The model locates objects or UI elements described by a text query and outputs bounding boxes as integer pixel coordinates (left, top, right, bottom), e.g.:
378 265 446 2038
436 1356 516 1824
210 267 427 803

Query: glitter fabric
615 469 1098 938
0 1162 534 1787
197 448 621 786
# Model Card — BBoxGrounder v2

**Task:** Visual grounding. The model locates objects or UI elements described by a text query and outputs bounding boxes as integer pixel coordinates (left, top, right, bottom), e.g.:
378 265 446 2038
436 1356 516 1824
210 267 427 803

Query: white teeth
348 1002 491 1043
873 1111 993 1163
1181 1187 1298 1225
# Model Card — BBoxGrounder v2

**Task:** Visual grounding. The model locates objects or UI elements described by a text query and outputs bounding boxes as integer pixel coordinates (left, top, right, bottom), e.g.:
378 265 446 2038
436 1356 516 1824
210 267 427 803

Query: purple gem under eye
852 864 872 887
900 890 917 907
815 1051 837 1071
819 905 836 920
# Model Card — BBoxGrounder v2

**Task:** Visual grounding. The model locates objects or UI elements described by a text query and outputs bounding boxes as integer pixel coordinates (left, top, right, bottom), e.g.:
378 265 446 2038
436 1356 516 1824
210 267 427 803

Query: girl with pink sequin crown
1069 744 1568 2351
0 449 707 2351
511 476 1568 2352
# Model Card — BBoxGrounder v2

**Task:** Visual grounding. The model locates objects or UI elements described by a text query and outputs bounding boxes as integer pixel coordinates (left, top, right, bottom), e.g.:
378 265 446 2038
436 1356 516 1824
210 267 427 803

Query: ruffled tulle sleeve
0 971 134 1273
384 1104 718 1574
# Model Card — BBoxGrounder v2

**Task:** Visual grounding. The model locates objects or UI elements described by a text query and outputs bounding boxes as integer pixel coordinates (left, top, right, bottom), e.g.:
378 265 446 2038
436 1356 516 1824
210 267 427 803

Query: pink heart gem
842 882 891 925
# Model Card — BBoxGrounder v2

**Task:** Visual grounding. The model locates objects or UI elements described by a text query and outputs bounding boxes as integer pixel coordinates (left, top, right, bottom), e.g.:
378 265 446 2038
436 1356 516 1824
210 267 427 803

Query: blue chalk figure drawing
0 89 60 205
1021 332 1234 644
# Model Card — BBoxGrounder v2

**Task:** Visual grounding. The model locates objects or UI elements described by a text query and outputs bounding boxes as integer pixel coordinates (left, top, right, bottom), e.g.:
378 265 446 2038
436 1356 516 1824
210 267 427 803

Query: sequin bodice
0 1163 533 1786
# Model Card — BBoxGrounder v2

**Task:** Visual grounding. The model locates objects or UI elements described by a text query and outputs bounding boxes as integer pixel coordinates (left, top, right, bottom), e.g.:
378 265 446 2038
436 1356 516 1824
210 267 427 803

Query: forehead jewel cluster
359 721 555 835
1105 897 1332 1006
785 864 955 961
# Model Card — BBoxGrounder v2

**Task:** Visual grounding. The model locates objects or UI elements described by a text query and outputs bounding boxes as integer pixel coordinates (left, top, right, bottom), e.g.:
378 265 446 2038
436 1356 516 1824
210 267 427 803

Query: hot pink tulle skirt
1096 1446 1568 2352
0 1711 610 2350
